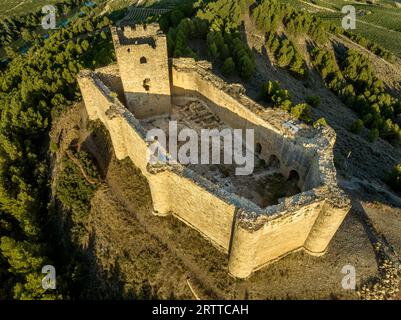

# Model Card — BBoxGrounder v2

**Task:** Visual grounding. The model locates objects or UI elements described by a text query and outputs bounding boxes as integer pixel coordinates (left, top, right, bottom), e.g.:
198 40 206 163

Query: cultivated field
0 0 64 17
289 0 401 56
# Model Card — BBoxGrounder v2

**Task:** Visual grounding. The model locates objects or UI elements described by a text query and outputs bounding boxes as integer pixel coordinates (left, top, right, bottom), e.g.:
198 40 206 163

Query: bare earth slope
241 13 401 206
49 103 401 299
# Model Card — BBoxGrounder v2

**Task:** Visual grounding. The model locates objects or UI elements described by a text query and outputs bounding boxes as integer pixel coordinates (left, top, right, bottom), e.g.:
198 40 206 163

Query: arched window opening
288 170 300 183
140 56 147 64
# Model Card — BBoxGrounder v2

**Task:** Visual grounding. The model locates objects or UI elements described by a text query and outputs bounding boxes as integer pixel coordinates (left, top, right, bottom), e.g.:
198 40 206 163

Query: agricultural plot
119 7 170 24
291 0 401 56
0 0 105 18
0 0 60 18
105 0 182 11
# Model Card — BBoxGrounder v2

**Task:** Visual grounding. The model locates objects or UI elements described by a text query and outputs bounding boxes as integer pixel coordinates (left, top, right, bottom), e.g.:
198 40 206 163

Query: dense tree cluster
251 0 326 43
265 33 307 79
283 10 327 44
251 0 287 34
260 80 311 122
0 5 114 299
251 0 317 79
56 150 99 243
311 48 401 144
310 47 345 90
160 0 256 80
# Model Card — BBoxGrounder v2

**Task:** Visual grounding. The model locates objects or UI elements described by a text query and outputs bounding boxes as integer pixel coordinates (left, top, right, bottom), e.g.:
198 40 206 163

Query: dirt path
5 1 25 13
356 18 401 34
66 149 98 185
300 0 336 12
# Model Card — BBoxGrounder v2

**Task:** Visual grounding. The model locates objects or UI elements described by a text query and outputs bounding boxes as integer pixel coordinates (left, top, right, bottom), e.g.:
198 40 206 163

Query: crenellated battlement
111 23 171 118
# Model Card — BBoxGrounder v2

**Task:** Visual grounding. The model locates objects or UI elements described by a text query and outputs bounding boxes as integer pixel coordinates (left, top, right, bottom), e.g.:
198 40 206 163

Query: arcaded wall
171 61 319 191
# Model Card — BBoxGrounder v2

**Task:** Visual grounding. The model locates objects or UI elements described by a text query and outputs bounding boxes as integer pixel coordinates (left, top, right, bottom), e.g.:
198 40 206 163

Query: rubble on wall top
171 58 334 149
111 23 164 46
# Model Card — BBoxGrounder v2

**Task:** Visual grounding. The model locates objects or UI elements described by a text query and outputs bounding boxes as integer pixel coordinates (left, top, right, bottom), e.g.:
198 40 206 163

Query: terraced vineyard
290 0 401 56
118 7 170 24
0 0 60 17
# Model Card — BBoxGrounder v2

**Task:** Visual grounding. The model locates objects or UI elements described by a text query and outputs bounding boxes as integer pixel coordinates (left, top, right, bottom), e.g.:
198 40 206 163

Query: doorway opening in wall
288 170 300 185
140 56 147 64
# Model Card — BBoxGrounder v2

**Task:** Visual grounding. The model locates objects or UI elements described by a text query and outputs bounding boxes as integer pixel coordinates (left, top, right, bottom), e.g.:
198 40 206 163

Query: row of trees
251 0 327 43
0 5 114 299
311 47 401 143
260 80 312 123
266 33 308 79
327 24 394 62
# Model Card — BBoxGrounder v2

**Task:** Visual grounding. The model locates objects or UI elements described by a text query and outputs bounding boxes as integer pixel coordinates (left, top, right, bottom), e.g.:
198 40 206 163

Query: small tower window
140 56 147 64
143 78 151 91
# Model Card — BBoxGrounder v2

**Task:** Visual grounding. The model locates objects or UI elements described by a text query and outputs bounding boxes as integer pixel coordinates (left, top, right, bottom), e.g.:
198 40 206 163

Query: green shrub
313 117 327 128
386 164 401 193
350 119 364 134
306 96 320 108
290 103 312 122
221 57 235 76
50 141 59 153
368 128 379 142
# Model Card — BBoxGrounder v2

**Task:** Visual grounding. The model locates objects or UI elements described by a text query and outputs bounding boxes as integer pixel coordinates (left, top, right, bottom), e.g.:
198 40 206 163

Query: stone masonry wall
77 56 351 278
172 59 321 190
111 24 171 118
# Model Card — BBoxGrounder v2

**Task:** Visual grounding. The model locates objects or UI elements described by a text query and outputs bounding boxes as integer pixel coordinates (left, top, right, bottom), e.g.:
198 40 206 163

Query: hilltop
0 0 400 300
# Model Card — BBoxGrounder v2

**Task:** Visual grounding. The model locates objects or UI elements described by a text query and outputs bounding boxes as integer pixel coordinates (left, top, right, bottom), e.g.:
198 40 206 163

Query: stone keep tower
111 24 171 118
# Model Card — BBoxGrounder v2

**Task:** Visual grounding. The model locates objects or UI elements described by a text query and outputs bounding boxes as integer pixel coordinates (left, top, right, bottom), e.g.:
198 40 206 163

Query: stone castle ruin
77 24 351 278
